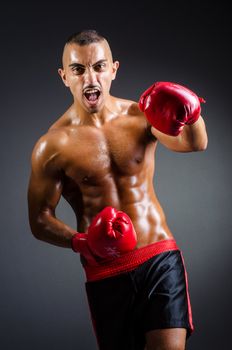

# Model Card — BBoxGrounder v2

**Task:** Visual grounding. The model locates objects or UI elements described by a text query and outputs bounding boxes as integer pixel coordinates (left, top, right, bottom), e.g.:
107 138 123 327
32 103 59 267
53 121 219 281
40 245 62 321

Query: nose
84 67 98 86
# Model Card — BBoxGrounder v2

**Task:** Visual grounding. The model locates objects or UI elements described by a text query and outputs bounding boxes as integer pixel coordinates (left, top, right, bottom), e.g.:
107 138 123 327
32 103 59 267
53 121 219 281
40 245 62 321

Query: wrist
71 232 87 253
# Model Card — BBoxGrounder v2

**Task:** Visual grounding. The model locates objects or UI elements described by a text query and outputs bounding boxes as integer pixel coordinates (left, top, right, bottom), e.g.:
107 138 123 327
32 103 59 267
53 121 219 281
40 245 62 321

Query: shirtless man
27 30 208 350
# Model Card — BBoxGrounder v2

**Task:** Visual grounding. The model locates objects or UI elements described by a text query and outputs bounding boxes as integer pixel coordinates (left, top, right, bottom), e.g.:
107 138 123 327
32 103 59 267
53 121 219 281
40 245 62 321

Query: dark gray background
1 0 231 349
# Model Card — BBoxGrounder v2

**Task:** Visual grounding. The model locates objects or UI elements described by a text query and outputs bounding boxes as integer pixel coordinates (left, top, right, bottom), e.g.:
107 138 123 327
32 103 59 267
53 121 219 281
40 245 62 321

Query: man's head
58 30 119 114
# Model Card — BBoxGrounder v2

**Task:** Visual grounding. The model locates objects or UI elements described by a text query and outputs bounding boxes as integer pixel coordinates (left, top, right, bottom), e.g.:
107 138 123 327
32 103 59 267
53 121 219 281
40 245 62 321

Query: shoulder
114 97 157 141
30 128 68 173
48 108 73 131
118 97 150 129
113 96 145 118
127 101 144 118
31 106 76 167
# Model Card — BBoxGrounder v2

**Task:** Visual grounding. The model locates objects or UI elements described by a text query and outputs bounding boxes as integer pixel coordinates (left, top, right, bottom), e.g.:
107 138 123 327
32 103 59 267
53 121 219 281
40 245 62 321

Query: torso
47 98 174 247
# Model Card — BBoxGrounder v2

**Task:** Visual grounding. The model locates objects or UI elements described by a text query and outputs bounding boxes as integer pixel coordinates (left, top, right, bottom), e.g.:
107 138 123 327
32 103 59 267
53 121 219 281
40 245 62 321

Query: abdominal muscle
72 173 174 248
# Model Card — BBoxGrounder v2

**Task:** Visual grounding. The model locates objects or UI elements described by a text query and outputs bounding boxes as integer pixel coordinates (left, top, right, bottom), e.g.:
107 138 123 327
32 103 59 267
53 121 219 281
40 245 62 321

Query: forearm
180 115 208 151
30 212 78 248
151 115 208 153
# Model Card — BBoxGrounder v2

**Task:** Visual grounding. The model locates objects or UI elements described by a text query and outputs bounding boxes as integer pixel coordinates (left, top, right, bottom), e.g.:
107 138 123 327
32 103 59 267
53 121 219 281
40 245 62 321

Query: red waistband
83 239 179 282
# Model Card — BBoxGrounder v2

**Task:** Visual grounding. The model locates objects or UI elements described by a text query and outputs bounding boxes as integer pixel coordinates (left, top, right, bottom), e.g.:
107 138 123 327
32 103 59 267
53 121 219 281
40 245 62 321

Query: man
27 30 208 350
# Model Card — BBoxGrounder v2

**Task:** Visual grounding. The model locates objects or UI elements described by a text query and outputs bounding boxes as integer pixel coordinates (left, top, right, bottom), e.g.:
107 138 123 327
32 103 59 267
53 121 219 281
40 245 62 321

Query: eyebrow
69 59 108 68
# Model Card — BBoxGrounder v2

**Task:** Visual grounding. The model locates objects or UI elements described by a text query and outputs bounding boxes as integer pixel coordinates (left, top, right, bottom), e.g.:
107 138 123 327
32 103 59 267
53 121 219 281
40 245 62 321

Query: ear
112 61 120 81
58 68 70 87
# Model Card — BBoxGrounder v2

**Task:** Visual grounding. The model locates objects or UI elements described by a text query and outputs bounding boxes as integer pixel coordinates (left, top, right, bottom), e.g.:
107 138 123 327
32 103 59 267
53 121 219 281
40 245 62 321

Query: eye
94 63 106 72
72 67 85 75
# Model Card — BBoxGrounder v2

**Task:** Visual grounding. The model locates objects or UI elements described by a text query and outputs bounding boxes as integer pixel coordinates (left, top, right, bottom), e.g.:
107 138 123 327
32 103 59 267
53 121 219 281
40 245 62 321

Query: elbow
29 221 43 240
28 213 49 241
192 137 208 152
193 143 208 152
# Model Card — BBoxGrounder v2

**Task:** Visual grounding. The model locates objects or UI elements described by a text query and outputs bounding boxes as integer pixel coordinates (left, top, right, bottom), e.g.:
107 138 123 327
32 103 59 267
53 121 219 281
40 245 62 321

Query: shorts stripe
180 251 194 334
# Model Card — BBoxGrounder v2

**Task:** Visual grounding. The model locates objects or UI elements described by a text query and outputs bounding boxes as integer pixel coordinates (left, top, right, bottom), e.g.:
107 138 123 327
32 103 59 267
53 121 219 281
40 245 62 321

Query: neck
73 95 119 127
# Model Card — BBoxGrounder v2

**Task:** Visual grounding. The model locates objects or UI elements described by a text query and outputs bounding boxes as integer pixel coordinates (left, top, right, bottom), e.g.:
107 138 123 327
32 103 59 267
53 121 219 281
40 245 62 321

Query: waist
82 239 179 282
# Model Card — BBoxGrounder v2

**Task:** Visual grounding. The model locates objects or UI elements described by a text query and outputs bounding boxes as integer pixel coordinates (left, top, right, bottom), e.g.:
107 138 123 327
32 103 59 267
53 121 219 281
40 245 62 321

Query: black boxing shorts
83 239 194 350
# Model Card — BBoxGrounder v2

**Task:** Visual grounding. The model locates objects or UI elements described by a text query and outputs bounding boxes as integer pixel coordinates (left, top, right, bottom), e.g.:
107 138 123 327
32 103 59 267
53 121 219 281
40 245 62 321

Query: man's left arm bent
151 116 208 153
139 81 208 153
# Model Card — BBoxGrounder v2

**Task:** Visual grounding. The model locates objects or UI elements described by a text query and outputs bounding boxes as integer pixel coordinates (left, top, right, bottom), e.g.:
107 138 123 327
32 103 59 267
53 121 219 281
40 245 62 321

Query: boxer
27 29 208 350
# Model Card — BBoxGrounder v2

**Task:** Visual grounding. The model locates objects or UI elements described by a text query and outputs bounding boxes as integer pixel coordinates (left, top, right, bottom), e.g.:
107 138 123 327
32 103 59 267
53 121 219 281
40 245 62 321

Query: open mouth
83 88 101 104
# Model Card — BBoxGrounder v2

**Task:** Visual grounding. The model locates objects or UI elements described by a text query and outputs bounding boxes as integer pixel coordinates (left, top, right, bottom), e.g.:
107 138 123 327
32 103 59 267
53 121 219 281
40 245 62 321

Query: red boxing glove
71 207 137 263
71 233 98 265
139 81 206 136
88 206 137 259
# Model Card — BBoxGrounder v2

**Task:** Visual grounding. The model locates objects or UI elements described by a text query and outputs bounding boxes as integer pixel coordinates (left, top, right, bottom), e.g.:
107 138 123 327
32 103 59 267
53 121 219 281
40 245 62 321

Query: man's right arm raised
27 132 77 248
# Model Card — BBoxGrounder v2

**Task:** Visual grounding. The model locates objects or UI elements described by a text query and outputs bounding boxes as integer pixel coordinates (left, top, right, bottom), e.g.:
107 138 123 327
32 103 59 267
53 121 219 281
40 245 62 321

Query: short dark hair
66 30 105 46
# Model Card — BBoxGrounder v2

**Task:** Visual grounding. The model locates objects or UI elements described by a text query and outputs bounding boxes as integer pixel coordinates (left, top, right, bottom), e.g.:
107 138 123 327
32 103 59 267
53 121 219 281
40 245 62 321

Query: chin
89 108 99 114
88 101 104 114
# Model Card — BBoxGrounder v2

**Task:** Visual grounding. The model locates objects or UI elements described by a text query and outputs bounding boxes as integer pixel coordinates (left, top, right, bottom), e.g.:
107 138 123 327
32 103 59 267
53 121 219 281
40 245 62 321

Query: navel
82 176 89 184
135 157 143 164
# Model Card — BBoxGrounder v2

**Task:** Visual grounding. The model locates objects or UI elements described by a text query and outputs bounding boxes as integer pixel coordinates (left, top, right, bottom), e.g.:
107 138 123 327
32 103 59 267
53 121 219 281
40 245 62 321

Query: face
58 40 119 113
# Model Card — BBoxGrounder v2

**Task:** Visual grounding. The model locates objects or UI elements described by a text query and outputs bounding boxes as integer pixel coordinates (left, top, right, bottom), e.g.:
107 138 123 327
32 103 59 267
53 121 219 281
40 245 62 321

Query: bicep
27 140 63 226
28 170 62 219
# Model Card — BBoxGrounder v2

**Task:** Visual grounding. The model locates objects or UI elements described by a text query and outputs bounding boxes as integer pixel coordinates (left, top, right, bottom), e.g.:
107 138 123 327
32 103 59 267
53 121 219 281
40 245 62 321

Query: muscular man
27 30 208 350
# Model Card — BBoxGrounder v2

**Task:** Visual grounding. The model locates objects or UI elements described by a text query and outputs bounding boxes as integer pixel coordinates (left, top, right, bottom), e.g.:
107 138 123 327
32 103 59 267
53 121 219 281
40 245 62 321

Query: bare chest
60 120 153 184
